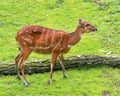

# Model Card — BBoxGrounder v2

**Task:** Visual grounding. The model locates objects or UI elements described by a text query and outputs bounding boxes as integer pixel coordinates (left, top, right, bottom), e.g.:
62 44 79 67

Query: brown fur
15 19 97 86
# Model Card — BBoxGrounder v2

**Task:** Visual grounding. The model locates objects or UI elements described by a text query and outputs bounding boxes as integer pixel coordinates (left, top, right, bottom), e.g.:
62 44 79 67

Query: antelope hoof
48 79 52 85
16 75 21 80
24 82 30 87
64 75 68 78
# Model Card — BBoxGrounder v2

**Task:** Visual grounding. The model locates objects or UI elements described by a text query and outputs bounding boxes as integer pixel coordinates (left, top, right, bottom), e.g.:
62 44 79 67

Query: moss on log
0 55 120 75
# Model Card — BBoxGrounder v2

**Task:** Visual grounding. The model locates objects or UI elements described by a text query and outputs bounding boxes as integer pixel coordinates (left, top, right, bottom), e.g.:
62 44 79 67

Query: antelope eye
85 24 90 26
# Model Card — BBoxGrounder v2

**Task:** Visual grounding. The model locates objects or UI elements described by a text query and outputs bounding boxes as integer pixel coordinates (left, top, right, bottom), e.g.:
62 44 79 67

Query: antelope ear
79 18 82 22
79 18 82 26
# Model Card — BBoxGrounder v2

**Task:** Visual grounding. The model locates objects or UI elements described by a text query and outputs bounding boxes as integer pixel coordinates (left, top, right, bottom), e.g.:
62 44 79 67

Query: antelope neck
69 25 84 45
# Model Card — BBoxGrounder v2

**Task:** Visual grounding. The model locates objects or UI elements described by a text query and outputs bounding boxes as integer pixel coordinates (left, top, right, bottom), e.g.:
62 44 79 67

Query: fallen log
0 54 120 75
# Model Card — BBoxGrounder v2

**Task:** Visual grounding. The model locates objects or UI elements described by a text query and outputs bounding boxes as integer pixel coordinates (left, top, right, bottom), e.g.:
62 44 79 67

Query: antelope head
78 19 97 33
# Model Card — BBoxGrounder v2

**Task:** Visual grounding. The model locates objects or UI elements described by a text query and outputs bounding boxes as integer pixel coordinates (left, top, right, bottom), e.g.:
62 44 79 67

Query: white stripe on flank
52 30 55 41
26 30 29 33
42 27 45 32
23 42 27 46
34 27 37 32
45 29 49 44
53 32 63 50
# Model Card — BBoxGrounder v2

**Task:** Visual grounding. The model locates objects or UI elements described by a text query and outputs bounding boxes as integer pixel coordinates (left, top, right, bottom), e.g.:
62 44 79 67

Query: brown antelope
15 19 97 86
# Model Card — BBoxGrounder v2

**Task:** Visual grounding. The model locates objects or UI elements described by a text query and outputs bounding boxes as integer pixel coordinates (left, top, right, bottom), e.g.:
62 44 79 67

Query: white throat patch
68 45 72 48
80 34 83 38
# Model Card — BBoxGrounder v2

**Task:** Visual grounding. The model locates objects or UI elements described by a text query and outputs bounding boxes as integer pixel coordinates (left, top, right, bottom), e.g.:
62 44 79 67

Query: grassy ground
0 0 120 95
0 66 120 96
0 0 120 62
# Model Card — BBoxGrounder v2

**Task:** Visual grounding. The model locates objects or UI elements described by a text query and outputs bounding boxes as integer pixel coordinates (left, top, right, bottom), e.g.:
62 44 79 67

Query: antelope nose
95 28 97 31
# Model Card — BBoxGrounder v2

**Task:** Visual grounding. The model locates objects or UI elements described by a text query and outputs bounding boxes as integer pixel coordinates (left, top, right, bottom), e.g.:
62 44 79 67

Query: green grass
0 66 120 96
0 0 120 62
0 1 120 96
